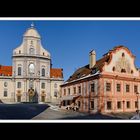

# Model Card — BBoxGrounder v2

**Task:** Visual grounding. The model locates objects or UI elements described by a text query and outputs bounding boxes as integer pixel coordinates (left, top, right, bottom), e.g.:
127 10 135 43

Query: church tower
12 24 51 102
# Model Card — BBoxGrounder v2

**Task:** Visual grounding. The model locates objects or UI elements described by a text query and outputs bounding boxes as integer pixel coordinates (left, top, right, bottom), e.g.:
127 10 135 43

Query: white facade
0 24 64 103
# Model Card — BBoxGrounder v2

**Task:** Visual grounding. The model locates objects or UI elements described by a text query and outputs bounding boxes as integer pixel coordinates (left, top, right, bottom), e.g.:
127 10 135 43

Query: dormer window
43 52 45 55
92 68 96 74
19 50 21 54
77 73 80 78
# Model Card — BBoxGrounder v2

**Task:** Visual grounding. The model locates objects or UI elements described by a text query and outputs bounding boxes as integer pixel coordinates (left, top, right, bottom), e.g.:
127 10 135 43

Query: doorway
41 96 45 102
17 96 21 102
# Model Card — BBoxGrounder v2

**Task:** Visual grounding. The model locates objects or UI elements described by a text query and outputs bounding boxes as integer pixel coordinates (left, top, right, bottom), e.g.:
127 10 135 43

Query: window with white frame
117 101 122 109
78 86 81 94
116 84 121 92
29 48 34 54
18 67 22 76
91 83 95 92
134 85 138 93
41 83 45 89
107 101 112 110
17 82 21 88
126 101 130 108
4 90 8 97
126 84 130 92
73 87 76 94
106 83 111 91
42 68 45 77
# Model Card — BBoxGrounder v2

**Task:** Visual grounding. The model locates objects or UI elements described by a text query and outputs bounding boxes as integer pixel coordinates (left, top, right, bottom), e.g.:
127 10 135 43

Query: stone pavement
32 105 123 120
0 103 136 120
32 105 86 120
104 112 136 119
0 103 49 119
32 104 138 120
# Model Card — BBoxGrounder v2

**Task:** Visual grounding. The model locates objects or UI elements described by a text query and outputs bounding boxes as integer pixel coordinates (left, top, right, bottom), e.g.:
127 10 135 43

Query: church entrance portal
28 88 38 103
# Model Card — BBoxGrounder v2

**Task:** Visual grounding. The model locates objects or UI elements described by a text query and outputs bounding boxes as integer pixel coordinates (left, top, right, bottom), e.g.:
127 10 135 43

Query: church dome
23 23 41 38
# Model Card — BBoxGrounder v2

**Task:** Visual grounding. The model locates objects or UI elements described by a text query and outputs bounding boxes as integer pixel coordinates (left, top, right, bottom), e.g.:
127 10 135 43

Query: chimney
89 50 96 69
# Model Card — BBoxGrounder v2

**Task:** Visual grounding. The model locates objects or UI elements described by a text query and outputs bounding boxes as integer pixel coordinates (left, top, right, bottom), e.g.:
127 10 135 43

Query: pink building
60 46 140 113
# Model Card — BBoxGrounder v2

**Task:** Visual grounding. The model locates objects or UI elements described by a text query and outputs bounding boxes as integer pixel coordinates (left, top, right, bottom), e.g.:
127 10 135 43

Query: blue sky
0 20 140 80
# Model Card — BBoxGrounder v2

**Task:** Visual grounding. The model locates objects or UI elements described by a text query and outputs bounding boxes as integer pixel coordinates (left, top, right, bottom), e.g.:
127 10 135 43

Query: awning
61 94 81 101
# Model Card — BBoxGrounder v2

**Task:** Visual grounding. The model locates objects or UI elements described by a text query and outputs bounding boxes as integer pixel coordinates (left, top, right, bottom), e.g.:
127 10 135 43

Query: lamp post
136 92 139 117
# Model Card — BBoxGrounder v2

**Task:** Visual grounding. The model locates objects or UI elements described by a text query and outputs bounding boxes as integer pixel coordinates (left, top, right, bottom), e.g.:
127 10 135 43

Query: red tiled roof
67 52 110 82
0 65 12 76
67 45 134 82
50 68 63 78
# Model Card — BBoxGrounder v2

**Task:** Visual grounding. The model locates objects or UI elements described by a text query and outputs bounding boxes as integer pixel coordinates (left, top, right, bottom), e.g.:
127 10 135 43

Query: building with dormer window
60 46 140 113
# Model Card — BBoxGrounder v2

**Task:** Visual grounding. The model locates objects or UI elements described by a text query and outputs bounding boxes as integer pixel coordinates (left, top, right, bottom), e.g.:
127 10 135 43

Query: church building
0 24 64 103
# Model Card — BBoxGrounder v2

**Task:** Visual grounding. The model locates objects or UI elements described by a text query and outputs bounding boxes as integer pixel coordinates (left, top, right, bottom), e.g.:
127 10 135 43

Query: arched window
121 69 126 73
112 66 115 71
41 83 45 89
30 40 33 44
122 53 125 57
131 70 134 74
29 48 34 54
18 67 22 76
4 82 8 87
54 83 57 88
42 68 45 77
29 63 35 74
54 91 57 97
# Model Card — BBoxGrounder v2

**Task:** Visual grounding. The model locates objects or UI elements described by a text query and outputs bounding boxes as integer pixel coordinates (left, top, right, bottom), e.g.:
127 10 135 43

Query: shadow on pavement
60 112 123 120
0 103 49 119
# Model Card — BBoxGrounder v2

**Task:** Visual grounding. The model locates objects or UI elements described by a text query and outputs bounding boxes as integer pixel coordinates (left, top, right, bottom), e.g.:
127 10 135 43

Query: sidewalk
103 112 136 119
